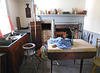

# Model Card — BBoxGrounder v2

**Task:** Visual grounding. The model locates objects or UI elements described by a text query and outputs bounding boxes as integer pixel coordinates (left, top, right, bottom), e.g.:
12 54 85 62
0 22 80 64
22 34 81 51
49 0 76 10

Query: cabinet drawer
0 53 6 73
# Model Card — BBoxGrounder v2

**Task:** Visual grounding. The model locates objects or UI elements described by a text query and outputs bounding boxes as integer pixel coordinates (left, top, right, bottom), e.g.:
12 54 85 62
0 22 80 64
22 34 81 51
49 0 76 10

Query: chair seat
94 57 100 66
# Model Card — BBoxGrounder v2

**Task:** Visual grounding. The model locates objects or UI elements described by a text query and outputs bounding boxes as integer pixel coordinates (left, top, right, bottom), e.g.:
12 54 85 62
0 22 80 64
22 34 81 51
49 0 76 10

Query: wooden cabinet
0 53 6 73
30 22 42 50
0 34 27 73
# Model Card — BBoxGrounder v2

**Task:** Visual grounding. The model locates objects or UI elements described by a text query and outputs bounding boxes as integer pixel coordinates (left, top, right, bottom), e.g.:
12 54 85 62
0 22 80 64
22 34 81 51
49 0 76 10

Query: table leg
51 60 53 73
80 59 84 73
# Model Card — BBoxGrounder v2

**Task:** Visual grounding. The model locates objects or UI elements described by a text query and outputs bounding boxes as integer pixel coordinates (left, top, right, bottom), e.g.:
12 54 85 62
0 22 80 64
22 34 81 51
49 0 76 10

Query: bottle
54 9 57 14
71 31 73 45
45 10 47 14
48 11 50 14
72 8 75 14
74 8 77 14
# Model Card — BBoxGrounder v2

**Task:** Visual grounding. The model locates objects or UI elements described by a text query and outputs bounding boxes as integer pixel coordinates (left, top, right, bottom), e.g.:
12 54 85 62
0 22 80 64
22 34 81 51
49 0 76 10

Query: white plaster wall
18 1 34 27
7 0 86 28
84 0 100 34
35 0 86 14
7 0 19 30
7 0 33 29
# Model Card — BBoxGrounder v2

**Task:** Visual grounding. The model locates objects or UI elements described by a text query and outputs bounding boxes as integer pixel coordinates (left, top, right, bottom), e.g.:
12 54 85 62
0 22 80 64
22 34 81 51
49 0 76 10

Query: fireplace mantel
37 14 85 24
30 14 85 49
37 14 86 38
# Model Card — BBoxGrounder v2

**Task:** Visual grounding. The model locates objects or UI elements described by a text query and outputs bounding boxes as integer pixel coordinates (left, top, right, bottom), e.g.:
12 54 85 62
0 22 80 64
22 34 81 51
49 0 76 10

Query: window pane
0 0 8 15
0 0 12 35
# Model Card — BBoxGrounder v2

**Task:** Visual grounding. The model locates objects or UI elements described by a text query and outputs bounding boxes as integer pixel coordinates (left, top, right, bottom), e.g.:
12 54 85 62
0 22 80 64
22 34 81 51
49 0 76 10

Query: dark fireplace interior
42 23 51 30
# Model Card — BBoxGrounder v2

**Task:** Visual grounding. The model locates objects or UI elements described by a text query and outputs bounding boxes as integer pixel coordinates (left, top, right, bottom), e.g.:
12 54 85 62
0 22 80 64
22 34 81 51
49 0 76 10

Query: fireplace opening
42 24 51 30
56 28 72 39
55 24 80 39
41 23 79 43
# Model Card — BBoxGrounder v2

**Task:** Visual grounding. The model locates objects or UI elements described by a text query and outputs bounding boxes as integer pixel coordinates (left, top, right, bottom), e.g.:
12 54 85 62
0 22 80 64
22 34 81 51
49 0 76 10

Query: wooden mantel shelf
37 14 86 17
37 14 86 23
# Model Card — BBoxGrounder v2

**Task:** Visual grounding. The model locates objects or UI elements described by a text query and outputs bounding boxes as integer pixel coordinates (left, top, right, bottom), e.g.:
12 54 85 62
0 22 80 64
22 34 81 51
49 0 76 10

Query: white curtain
0 0 13 37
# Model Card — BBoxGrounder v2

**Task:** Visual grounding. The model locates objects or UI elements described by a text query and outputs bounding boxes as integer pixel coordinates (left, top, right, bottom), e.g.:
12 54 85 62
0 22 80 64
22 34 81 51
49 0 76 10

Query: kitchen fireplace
30 14 85 49
41 22 80 43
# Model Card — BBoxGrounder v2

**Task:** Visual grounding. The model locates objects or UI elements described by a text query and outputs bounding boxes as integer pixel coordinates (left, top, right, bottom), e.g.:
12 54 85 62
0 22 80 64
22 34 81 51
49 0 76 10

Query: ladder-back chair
54 32 66 65
54 32 66 38
91 38 100 73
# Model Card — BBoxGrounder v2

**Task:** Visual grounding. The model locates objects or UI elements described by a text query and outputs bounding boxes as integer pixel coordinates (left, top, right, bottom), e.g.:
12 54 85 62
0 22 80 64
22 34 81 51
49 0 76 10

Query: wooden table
47 39 96 73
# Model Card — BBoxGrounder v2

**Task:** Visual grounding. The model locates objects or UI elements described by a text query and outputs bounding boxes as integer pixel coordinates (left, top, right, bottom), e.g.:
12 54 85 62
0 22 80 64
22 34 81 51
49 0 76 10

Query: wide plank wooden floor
20 57 100 73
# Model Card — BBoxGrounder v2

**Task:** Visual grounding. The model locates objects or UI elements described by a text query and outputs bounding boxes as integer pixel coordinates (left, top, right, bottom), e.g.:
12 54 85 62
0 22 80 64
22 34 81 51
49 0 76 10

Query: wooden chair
54 32 66 65
54 32 66 38
91 38 100 73
73 29 79 64
74 29 79 39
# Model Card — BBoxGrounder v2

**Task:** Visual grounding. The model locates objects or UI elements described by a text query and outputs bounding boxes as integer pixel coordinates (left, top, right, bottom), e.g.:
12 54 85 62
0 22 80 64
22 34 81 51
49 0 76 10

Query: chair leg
91 64 96 73
32 56 38 73
20 56 27 73
74 59 76 64
24 56 27 64
34 54 41 63
34 54 41 69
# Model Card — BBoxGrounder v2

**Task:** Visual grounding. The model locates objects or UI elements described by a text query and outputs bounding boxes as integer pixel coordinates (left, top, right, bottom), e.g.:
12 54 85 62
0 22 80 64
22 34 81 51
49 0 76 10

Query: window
0 0 13 36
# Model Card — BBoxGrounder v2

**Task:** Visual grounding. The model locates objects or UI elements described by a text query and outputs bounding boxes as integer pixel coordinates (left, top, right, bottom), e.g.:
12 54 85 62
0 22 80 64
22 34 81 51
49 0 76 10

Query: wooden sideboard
0 53 6 73
0 33 27 73
30 22 42 50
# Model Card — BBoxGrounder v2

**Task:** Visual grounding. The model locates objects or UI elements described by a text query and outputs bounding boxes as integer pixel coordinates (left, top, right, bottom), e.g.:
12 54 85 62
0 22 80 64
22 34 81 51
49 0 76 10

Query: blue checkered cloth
48 37 71 49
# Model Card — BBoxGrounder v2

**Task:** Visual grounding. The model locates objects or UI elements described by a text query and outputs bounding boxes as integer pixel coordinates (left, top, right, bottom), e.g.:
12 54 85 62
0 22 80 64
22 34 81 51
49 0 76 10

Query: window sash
0 0 13 35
